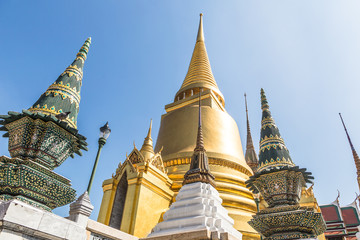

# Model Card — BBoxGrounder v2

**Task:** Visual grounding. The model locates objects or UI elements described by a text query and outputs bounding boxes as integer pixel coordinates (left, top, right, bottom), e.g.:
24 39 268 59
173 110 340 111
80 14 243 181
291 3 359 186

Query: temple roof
183 89 216 187
28 38 91 129
175 14 224 105
321 205 344 223
244 93 258 172
341 195 360 227
342 206 360 227
320 193 360 238
257 88 295 173
320 192 344 224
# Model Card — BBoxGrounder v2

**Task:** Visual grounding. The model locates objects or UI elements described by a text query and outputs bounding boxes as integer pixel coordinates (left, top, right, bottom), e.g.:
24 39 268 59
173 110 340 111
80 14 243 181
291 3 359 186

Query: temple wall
0 199 140 240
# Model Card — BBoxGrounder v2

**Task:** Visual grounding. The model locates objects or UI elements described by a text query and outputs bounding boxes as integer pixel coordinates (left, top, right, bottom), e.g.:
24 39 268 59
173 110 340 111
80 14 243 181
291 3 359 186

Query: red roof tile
321 205 342 222
341 207 360 226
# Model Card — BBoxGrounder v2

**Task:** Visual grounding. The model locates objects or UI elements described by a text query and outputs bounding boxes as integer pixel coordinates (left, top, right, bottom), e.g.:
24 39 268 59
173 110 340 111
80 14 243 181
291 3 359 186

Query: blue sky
1 1 360 218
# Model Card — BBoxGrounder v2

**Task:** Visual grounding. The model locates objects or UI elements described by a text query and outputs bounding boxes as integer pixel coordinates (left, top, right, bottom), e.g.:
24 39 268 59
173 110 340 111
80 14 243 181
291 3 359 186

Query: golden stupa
98 14 258 239
155 14 257 238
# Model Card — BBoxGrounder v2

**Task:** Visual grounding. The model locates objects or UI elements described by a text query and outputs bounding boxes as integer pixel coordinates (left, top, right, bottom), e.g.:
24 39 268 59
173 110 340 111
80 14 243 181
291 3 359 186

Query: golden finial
140 119 155 158
196 13 205 42
336 190 340 202
146 119 153 139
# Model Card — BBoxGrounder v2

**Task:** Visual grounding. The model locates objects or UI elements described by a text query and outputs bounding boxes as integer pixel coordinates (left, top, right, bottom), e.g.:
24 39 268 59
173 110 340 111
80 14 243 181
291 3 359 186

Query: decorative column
69 191 94 227
0 38 91 211
246 89 326 240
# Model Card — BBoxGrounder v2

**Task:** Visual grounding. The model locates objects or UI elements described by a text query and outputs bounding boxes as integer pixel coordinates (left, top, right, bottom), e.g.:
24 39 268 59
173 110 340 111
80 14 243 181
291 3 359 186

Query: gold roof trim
163 157 252 176
28 106 77 129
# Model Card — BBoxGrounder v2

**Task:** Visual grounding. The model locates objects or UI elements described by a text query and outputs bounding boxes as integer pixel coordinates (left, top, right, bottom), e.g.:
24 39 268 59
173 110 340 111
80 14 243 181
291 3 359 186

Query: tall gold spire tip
196 13 205 42
147 119 153 139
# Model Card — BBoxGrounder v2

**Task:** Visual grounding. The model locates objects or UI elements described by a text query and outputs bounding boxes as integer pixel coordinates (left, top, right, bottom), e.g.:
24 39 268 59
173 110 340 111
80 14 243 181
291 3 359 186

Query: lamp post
87 122 111 194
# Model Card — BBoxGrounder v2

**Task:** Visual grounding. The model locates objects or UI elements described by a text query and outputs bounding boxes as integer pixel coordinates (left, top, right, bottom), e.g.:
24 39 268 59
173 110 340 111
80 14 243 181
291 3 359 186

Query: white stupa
147 91 242 240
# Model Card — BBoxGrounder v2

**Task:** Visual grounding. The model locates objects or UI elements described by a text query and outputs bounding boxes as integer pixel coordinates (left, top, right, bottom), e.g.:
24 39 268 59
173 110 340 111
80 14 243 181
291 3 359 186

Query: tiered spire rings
257 89 295 173
175 14 224 106
245 89 324 239
29 38 91 129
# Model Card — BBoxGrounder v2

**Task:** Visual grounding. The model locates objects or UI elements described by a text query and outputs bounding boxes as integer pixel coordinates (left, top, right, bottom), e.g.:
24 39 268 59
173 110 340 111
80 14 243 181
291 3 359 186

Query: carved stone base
248 205 326 240
0 156 76 210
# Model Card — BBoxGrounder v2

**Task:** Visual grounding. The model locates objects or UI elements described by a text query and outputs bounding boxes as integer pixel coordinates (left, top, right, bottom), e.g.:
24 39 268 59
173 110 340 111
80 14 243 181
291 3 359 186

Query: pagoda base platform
248 205 326 240
143 229 239 240
147 182 242 240
0 156 76 210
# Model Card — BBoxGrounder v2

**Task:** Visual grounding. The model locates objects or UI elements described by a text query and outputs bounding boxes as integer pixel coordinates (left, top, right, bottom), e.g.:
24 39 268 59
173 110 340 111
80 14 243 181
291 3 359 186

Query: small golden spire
140 119 155 160
196 13 204 42
147 119 152 139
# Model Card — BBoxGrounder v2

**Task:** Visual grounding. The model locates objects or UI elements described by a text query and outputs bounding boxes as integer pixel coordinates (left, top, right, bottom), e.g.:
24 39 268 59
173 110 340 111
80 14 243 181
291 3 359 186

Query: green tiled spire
257 88 295 173
29 38 91 129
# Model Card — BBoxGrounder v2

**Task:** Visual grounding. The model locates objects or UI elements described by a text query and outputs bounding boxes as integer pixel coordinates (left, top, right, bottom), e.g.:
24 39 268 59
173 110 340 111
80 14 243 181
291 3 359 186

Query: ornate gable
112 158 138 180
150 153 166 173
129 151 141 164
128 148 145 164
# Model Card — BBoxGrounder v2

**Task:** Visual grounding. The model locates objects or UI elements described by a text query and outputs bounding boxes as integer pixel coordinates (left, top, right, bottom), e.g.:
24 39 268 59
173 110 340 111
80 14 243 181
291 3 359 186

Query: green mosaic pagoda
0 38 91 211
246 89 326 240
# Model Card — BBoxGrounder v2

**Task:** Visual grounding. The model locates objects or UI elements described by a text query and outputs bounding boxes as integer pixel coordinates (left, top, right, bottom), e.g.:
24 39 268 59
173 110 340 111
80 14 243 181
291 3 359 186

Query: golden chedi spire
175 14 224 106
140 119 155 160
155 14 256 237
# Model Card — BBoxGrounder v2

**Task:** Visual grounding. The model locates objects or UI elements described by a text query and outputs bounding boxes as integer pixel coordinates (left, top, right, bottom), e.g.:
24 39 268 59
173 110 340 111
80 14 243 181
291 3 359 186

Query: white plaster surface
87 219 139 240
0 199 87 240
147 182 242 239
69 191 94 228
0 229 24 240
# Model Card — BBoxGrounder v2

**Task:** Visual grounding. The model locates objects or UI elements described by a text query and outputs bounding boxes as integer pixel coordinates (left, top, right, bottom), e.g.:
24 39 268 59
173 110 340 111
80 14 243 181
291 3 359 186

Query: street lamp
87 122 111 194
